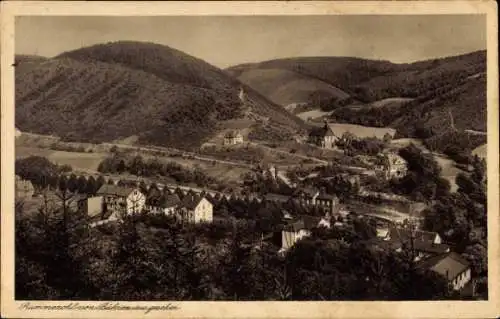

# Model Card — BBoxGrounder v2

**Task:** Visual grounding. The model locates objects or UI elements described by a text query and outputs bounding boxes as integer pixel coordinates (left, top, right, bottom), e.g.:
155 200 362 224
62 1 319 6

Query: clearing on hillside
472 144 487 159
321 123 397 139
233 68 350 107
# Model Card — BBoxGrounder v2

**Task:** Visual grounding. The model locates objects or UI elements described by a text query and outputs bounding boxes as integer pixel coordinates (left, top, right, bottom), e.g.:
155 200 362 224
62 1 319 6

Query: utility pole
408 202 418 265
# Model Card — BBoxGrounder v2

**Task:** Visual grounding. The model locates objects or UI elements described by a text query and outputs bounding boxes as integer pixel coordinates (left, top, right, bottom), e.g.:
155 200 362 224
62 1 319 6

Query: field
318 123 397 139
296 110 331 121
389 138 426 150
16 144 251 187
16 146 108 172
434 156 463 193
371 97 414 108
140 152 251 185
472 143 487 159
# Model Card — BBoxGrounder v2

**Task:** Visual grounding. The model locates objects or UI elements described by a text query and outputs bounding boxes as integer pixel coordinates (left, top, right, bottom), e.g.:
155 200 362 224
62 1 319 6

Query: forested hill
227 51 487 152
227 51 485 106
15 41 306 150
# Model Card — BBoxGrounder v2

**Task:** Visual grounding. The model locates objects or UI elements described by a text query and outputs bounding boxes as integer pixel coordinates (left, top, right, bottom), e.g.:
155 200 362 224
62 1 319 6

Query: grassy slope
234 68 350 106
16 41 306 150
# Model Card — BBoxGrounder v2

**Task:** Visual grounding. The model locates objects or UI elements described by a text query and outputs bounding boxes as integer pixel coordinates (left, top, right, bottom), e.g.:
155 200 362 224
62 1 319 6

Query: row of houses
78 184 213 226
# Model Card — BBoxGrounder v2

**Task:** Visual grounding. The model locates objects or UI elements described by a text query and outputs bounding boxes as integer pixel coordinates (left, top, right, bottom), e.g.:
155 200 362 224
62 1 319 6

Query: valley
13 39 488 303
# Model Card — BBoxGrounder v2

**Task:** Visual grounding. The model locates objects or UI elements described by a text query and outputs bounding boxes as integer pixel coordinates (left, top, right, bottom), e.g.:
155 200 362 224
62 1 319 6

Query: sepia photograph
1 1 499 319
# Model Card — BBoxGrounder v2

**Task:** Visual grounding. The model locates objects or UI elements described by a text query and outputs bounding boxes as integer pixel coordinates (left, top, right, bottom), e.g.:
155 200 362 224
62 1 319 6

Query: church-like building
308 121 338 149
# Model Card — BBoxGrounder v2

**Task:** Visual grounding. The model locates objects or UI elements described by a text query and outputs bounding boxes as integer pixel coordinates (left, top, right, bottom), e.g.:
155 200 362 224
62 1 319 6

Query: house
280 219 312 251
279 215 327 252
147 194 181 215
379 152 408 180
308 121 338 148
15 175 34 198
178 194 213 223
418 252 472 291
292 187 319 205
223 130 244 145
86 195 117 227
315 193 340 216
96 184 146 215
80 195 104 217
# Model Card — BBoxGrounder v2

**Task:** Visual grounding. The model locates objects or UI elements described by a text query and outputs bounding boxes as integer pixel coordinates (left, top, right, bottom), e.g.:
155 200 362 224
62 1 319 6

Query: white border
1 1 499 318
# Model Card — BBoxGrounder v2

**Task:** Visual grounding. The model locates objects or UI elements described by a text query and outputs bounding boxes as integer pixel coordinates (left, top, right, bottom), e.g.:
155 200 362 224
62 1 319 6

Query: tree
129 155 144 176
77 176 88 194
117 160 126 174
383 132 393 143
96 175 105 190
217 236 257 300
58 175 68 192
67 174 79 193
462 243 487 277
85 176 97 195
16 187 98 299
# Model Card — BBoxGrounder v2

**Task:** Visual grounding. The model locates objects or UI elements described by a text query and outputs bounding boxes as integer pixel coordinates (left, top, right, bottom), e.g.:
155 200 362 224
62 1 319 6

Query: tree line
97 153 218 188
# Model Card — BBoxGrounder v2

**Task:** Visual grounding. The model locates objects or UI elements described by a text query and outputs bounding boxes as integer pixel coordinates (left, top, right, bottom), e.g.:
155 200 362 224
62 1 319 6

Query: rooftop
418 252 470 281
309 123 336 138
97 184 138 197
265 193 290 203
224 130 242 138
161 194 182 209
293 187 319 198
180 194 205 210
317 193 338 201
387 226 439 245
283 215 321 232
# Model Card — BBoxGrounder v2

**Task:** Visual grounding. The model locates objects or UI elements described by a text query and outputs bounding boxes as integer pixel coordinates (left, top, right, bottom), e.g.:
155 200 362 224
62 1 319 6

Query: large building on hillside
315 193 340 216
96 184 146 215
308 122 338 148
292 187 320 205
223 130 244 146
378 152 408 180
291 187 339 215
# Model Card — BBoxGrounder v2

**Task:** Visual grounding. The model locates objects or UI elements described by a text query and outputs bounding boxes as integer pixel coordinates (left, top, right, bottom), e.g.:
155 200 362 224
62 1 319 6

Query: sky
15 15 486 68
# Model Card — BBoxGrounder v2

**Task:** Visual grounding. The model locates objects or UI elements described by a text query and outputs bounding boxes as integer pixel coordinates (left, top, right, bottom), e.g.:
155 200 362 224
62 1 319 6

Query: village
15 110 481 297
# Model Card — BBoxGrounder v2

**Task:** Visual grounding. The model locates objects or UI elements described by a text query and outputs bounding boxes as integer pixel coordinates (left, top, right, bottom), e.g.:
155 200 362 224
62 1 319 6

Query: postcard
1 1 499 318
